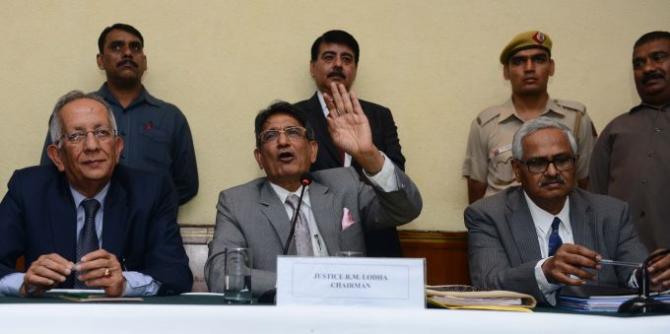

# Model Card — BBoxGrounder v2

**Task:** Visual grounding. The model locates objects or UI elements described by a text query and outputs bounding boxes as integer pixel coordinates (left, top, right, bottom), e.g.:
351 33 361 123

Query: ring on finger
104 268 110 277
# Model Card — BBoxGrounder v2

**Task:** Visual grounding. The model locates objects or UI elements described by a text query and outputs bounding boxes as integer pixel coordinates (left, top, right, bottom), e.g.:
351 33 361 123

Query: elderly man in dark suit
294 30 405 257
0 90 192 297
465 117 670 305
207 83 422 297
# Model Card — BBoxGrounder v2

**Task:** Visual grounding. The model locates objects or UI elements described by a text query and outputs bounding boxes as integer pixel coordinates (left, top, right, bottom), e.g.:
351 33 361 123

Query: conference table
1 295 668 334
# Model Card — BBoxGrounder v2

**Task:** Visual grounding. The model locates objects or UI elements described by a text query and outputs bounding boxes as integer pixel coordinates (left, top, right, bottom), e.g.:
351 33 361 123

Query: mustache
642 71 665 84
117 59 138 68
540 176 565 187
327 69 346 79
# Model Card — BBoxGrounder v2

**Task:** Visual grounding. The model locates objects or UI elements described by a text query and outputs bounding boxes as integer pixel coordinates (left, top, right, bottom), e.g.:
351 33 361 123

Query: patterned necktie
286 194 313 256
548 217 563 257
75 199 101 288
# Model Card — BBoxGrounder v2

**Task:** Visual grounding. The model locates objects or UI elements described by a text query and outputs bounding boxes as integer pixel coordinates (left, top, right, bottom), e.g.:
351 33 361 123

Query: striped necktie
548 217 563 257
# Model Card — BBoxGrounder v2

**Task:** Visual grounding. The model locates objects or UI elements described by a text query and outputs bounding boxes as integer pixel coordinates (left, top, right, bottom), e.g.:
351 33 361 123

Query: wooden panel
180 225 471 291
399 230 470 285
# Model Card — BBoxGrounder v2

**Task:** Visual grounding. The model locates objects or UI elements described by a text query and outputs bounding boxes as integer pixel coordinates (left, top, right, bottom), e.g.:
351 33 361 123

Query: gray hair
49 90 117 145
511 116 578 160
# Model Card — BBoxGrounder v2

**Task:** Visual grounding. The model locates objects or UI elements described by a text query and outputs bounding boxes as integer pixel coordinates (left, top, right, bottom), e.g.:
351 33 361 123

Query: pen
599 259 642 268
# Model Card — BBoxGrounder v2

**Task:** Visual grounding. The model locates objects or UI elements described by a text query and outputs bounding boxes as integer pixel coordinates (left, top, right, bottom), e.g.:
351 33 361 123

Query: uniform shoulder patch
554 99 586 114
476 106 503 126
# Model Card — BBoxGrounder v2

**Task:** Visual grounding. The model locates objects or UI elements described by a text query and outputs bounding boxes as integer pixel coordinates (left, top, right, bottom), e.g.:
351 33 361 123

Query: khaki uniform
463 98 596 197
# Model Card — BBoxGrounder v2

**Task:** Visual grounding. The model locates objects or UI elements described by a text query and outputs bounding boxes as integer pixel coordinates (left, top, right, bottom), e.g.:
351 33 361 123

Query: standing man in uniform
463 31 596 203
294 30 405 257
40 23 198 205
589 31 670 250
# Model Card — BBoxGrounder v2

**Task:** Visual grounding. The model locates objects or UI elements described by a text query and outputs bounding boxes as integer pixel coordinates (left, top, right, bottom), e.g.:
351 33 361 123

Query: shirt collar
316 91 329 118
629 102 670 114
69 182 111 208
97 83 160 108
498 96 565 123
523 190 570 235
268 182 312 208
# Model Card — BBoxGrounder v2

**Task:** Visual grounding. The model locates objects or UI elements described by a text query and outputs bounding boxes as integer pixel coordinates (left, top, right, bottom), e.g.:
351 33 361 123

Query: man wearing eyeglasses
206 83 422 297
590 31 670 251
39 23 198 205
465 117 670 305
0 90 192 297
463 30 597 204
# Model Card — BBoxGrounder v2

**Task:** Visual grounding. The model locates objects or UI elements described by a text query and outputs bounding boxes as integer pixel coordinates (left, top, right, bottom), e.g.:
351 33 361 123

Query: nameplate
276 256 425 308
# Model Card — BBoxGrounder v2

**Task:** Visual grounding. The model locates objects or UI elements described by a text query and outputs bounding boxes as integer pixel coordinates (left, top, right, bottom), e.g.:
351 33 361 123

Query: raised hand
324 82 383 174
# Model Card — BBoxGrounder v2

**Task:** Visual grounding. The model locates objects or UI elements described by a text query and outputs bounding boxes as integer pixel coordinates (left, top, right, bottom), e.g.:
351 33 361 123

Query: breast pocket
139 128 172 170
491 149 515 186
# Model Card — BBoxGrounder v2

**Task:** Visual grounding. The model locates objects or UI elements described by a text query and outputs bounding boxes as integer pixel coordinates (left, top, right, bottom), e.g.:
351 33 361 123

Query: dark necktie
75 199 100 288
548 217 563 257
286 194 313 256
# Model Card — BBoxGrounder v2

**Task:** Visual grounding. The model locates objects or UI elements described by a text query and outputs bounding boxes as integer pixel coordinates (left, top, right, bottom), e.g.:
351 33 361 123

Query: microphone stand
618 249 670 314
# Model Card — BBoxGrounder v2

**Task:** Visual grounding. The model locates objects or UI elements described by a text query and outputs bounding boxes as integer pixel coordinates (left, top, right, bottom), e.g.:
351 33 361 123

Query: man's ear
309 61 316 79
47 144 66 172
114 136 124 163
253 148 264 170
309 140 318 164
96 54 104 70
511 159 522 182
548 58 555 77
503 64 511 80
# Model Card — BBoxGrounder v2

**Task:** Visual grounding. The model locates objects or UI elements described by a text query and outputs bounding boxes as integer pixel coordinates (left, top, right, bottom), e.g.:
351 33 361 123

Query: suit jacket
294 93 406 257
465 187 647 303
0 165 193 295
206 166 422 296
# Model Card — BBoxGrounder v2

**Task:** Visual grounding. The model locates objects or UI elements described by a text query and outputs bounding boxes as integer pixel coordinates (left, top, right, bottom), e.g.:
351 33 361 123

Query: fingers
649 253 670 290
23 254 75 294
543 244 601 285
75 249 124 295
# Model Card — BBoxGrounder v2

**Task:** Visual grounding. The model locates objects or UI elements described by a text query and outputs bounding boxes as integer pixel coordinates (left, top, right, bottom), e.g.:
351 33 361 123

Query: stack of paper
426 285 537 312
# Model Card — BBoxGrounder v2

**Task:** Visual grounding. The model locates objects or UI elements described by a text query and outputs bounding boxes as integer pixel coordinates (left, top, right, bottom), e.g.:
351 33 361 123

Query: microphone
282 175 313 255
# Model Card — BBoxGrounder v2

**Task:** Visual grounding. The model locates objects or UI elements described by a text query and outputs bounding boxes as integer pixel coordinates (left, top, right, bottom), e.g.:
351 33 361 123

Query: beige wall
1 0 668 231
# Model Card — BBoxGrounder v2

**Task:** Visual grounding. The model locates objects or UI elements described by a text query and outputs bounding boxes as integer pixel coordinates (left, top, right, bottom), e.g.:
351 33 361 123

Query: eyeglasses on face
60 128 117 145
258 126 307 144
517 154 576 174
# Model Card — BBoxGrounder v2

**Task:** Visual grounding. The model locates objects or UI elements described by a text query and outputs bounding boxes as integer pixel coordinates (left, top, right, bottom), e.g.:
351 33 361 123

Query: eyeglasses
517 154 576 174
60 128 117 144
258 126 307 144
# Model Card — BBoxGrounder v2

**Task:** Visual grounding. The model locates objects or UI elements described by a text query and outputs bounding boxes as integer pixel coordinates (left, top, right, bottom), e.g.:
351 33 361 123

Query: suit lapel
305 93 343 166
569 190 595 250
259 181 293 249
505 188 543 263
307 182 339 255
49 175 77 262
101 177 129 258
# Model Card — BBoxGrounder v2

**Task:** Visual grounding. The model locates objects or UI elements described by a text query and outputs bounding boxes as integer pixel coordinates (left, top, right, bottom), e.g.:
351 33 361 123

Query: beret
500 31 552 64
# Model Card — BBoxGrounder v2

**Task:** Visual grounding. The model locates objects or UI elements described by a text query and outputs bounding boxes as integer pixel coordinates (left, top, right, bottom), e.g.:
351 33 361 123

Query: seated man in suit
0 90 192 297
465 117 670 305
206 83 422 297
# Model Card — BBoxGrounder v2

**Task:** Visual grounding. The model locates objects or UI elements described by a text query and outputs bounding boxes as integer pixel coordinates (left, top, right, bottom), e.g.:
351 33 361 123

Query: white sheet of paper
276 256 425 308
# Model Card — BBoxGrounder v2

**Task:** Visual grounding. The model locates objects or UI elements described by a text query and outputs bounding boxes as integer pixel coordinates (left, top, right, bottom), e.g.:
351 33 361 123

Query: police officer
463 30 596 203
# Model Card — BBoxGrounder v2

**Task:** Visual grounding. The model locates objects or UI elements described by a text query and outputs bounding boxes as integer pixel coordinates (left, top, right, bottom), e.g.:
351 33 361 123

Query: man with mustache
294 30 406 257
0 91 192 297
590 31 670 251
206 84 422 297
465 117 670 305
39 23 198 205
463 31 597 204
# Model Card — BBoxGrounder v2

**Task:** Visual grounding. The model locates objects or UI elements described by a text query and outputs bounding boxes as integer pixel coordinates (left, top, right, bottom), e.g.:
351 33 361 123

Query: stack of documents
426 285 536 312
558 286 670 312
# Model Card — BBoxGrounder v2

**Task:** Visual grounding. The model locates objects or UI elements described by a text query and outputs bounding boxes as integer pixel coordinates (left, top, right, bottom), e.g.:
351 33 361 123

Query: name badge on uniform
490 143 512 158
